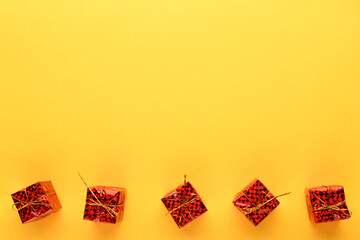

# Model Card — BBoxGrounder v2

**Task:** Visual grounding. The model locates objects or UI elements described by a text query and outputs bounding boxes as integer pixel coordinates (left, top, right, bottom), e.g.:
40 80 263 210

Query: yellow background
0 1 359 239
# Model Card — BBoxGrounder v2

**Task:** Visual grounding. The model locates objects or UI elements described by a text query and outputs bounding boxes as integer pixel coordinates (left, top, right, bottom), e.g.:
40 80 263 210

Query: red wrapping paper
11 181 61 224
232 179 281 226
161 181 207 228
305 185 351 223
83 186 126 224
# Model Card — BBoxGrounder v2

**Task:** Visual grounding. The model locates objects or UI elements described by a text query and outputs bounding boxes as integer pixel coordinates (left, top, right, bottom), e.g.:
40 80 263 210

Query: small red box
161 181 207 228
305 185 351 223
83 186 126 224
11 181 62 224
233 179 283 226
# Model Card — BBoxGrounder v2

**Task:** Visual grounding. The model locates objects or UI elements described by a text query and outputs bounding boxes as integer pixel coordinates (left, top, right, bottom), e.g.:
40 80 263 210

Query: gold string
167 193 198 215
234 190 291 215
78 173 123 218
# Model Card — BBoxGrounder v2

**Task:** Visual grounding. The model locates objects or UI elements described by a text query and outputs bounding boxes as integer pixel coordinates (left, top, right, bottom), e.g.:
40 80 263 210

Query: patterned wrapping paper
305 185 351 223
233 179 286 226
11 181 62 224
83 186 126 224
161 181 207 228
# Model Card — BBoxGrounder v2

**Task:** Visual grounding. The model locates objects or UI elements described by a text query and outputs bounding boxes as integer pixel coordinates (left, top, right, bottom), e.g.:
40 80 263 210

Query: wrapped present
11 181 62 224
161 176 207 228
79 174 126 224
305 185 351 223
233 179 290 226
83 186 126 224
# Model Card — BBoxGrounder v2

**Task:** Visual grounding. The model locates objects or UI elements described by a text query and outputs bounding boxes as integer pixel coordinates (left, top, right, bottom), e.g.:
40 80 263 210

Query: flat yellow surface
0 1 360 239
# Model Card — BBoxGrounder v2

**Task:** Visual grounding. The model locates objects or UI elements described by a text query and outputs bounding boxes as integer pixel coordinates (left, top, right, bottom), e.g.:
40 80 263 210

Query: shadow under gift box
232 179 283 226
83 186 126 224
305 185 351 223
161 181 207 228
11 181 62 224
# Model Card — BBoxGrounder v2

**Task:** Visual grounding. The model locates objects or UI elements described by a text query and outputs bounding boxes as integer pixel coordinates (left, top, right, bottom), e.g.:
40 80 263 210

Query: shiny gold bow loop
11 185 54 218
235 191 291 215
78 173 124 218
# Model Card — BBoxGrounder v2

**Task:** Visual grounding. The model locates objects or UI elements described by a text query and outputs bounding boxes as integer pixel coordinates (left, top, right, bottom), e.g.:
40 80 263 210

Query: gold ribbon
11 185 54 218
167 175 198 224
235 189 291 215
78 173 124 219
312 186 351 217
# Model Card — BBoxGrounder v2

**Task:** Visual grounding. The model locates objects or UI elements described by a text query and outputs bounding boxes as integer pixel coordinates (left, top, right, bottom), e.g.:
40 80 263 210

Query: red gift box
233 179 289 226
161 178 207 228
83 186 126 224
305 185 351 223
11 181 62 224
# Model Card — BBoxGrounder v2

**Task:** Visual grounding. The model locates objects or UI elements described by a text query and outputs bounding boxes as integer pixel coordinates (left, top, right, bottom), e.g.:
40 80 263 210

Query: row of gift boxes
11 177 351 227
